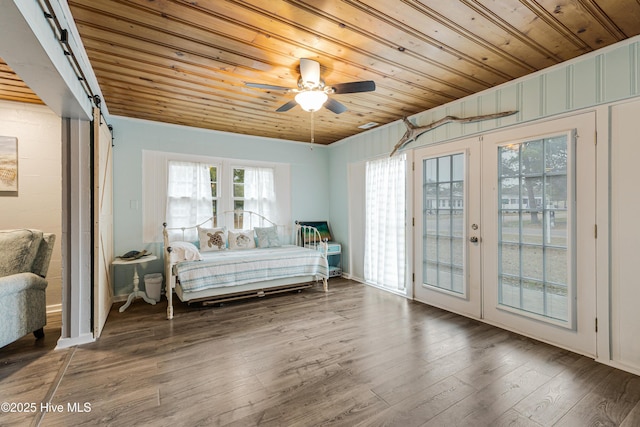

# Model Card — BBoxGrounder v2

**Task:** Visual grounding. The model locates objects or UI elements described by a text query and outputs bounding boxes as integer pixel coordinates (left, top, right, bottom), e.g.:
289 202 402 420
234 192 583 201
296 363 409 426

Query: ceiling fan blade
276 100 298 112
245 82 293 91
324 98 348 114
330 80 376 94
299 58 321 87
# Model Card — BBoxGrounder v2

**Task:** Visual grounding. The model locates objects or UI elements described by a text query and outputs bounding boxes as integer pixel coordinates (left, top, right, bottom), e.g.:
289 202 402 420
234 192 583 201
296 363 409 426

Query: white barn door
93 108 113 338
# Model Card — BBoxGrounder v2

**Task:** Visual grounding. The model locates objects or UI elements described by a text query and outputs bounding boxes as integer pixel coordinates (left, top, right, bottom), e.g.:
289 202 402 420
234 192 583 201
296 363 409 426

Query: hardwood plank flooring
1 279 640 426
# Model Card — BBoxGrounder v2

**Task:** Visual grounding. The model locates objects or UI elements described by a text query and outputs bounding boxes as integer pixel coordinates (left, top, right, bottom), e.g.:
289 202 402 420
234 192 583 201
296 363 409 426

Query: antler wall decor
390 110 518 156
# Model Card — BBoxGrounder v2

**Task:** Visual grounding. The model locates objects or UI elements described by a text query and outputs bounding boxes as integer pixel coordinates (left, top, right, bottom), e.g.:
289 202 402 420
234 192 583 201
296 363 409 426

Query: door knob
469 236 479 243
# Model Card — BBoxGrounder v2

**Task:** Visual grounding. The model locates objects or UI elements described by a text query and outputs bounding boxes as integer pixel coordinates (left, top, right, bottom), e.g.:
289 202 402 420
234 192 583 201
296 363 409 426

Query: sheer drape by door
364 153 406 291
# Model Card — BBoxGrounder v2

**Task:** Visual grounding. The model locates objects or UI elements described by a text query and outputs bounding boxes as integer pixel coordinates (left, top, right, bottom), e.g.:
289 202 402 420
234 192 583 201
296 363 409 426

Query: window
209 166 219 227
231 166 275 229
233 168 245 210
142 150 290 243
165 161 213 240
166 162 276 234
233 167 245 228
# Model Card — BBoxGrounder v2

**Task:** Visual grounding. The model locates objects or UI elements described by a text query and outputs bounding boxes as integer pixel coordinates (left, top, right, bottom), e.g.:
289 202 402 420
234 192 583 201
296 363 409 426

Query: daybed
163 211 328 319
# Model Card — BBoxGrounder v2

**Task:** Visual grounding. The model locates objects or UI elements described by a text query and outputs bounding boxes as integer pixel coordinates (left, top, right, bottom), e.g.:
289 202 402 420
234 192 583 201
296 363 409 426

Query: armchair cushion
0 229 44 277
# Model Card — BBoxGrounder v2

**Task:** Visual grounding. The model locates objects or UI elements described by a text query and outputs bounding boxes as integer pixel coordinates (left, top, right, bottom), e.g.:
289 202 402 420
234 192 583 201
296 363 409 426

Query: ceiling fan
245 58 376 114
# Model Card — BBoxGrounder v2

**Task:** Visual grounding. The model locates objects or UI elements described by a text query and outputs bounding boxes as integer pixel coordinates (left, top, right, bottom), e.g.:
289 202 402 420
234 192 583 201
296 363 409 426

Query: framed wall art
0 136 18 196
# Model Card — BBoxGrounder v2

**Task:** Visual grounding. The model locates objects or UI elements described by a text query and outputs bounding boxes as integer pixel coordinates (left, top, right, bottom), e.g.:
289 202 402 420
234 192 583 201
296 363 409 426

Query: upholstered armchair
0 229 56 348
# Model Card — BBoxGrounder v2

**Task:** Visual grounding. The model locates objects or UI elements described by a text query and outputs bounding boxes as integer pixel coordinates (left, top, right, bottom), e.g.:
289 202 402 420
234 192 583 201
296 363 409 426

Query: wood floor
2 279 640 426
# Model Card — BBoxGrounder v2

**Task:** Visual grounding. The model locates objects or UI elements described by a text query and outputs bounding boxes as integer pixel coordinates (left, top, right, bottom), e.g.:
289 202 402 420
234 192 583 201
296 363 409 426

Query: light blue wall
328 36 640 274
111 116 330 295
111 35 640 291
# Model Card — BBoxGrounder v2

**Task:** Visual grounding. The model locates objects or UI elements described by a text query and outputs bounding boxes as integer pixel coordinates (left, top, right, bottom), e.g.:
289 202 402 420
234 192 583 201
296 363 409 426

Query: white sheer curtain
364 153 406 291
243 166 276 227
165 161 212 241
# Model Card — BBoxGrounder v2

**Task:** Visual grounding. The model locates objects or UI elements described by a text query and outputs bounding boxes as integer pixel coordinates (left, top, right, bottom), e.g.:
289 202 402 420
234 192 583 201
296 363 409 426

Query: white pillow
169 241 202 263
197 226 227 252
228 230 256 250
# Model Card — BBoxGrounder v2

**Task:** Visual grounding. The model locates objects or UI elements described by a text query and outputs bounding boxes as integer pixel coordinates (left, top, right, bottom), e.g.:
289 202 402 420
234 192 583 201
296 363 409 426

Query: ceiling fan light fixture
295 90 328 112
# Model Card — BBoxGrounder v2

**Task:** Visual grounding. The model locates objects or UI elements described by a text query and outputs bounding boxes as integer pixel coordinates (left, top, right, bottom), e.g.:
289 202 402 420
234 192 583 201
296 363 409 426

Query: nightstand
326 242 342 278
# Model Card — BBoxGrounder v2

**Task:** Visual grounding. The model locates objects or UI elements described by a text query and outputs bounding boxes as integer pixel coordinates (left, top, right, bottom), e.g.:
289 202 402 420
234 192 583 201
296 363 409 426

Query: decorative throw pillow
197 226 227 252
168 241 202 263
228 230 256 250
254 225 281 248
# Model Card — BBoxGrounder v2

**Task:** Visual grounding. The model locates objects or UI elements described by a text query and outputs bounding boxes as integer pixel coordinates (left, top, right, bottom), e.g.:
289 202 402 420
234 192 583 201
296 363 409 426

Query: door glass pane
452 154 464 181
423 153 465 294
425 158 437 183
438 157 451 181
497 135 570 322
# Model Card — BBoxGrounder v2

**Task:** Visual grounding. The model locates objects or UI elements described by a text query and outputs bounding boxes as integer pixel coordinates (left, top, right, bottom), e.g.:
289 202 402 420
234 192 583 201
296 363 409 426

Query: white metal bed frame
162 210 328 319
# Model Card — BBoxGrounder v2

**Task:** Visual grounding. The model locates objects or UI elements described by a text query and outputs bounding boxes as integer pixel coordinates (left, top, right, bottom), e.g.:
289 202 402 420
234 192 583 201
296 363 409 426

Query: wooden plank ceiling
0 58 43 105
3 1 640 144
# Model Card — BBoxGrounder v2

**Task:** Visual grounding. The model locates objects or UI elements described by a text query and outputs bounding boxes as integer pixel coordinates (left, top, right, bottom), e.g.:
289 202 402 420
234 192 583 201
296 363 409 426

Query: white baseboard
343 273 363 282
55 333 95 349
595 357 640 377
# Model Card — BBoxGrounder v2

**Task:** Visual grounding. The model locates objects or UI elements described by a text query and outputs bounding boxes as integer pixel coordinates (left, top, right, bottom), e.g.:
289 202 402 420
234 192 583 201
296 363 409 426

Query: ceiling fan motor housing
246 58 376 114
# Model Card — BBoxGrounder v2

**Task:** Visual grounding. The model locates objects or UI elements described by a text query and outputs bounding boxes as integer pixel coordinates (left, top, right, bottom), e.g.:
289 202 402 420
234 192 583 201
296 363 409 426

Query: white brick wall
0 100 62 309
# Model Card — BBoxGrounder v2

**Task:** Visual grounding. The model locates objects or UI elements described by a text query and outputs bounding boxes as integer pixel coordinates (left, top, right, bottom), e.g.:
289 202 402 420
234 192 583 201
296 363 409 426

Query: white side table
113 255 158 312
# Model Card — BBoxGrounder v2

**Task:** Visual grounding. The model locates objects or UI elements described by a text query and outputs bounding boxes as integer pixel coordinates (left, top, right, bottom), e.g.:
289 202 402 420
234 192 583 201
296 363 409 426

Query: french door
414 113 597 356
413 138 482 319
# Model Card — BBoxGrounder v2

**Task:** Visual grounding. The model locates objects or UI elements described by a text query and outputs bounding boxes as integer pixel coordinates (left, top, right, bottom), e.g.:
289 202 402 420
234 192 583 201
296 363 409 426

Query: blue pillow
254 226 281 248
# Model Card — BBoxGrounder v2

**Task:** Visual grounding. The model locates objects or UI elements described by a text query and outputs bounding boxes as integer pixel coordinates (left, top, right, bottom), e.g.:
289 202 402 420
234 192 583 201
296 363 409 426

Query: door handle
469 236 479 243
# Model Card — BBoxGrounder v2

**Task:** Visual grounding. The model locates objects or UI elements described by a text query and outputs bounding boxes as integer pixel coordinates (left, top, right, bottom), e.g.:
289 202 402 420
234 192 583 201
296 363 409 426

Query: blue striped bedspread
175 245 329 292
